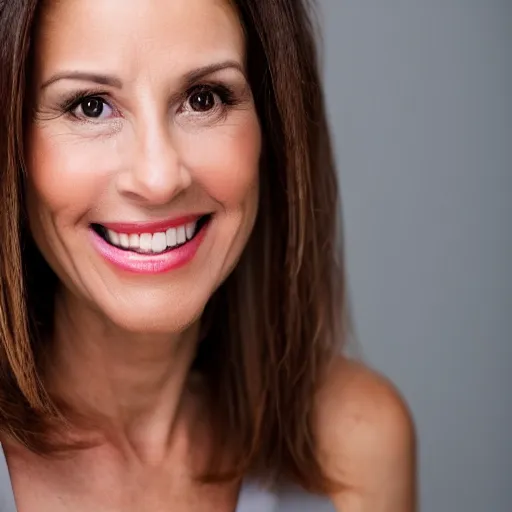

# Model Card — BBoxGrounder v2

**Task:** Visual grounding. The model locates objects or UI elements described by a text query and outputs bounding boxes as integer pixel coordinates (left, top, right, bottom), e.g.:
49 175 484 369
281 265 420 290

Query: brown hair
0 0 349 493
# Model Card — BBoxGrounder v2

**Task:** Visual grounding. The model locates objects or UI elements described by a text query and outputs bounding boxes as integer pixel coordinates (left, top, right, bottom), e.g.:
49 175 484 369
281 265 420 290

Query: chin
94 286 209 336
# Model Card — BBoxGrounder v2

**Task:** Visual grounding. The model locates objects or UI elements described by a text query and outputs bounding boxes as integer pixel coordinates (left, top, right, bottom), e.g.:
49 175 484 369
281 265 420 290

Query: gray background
282 2 512 511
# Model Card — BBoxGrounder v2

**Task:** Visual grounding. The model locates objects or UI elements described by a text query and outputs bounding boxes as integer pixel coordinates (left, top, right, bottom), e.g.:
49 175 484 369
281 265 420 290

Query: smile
92 215 210 255
89 214 212 274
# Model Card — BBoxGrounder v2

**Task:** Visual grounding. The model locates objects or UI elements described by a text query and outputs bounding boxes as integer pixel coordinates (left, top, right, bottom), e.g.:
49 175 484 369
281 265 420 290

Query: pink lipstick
89 214 211 274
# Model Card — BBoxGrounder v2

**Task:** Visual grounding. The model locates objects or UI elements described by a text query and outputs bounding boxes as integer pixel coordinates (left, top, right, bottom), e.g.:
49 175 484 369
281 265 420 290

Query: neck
46 290 202 463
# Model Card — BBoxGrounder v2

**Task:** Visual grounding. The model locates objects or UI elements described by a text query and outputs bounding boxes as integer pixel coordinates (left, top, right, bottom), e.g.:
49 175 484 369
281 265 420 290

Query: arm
315 358 417 512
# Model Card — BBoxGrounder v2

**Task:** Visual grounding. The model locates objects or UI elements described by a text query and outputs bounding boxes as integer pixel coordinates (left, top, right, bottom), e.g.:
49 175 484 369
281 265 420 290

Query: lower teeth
130 243 186 255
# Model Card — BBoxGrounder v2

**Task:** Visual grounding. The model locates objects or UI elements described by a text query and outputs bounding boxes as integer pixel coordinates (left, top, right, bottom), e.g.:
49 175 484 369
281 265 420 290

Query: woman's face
26 0 261 333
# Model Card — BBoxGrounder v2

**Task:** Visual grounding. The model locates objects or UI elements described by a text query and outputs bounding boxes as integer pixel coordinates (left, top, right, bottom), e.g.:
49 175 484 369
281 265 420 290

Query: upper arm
314 357 417 512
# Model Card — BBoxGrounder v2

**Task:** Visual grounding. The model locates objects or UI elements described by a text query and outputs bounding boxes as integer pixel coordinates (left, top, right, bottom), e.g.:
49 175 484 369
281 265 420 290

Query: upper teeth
106 222 197 254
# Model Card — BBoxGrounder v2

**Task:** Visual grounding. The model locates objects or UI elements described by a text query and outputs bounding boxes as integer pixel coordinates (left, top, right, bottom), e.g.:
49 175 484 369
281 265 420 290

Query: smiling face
26 0 261 334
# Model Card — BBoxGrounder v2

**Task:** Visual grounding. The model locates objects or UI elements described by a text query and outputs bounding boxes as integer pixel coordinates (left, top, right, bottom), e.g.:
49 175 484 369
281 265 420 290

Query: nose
116 123 192 206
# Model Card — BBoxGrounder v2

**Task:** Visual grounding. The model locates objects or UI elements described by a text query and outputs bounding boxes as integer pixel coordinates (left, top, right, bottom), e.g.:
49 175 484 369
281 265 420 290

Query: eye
73 97 113 120
177 84 237 121
187 87 218 113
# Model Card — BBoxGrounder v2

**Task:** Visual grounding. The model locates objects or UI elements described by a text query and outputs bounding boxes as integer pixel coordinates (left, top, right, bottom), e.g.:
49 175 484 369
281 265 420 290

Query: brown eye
80 97 105 118
188 89 216 112
68 96 114 121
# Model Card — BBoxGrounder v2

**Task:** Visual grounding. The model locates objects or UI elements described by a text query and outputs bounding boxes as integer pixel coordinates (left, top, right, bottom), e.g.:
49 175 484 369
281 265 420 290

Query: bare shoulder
314 356 417 511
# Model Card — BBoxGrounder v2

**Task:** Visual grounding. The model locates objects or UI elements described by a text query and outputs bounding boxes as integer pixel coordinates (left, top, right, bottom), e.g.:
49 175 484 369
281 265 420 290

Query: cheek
25 124 118 221
180 115 261 206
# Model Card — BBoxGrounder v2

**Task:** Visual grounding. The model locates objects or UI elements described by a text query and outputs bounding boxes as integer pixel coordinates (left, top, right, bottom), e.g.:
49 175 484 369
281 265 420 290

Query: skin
317 358 417 512
4 0 416 510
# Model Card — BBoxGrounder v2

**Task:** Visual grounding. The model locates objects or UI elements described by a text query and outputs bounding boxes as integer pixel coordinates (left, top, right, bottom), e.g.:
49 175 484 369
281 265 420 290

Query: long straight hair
0 0 350 492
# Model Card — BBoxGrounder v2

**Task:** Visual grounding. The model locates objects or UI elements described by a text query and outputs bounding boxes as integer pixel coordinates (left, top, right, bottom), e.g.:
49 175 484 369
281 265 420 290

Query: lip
98 214 207 235
89 218 210 274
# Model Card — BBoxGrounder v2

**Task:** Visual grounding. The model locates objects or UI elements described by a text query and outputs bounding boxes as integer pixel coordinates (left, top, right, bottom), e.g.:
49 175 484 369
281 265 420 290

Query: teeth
185 222 195 240
107 230 120 246
101 220 199 254
139 233 152 252
151 232 167 253
166 227 177 247
176 226 186 245
119 233 130 249
129 233 139 249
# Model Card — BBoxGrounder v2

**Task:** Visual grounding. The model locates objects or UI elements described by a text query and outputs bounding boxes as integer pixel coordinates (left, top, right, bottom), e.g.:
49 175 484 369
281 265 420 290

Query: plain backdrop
280 2 512 511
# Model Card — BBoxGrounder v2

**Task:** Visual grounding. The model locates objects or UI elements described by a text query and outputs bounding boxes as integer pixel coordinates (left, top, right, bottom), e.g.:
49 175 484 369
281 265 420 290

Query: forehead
35 0 245 76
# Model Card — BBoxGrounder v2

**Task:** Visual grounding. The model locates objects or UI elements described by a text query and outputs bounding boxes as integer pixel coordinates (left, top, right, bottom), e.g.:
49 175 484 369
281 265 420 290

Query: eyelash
59 83 239 122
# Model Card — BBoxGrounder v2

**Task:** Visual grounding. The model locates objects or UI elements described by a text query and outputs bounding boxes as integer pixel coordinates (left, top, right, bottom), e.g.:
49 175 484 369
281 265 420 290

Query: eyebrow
40 60 244 91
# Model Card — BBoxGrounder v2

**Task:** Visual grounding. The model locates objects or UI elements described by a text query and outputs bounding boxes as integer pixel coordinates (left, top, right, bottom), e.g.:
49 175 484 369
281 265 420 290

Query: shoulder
314 356 417 511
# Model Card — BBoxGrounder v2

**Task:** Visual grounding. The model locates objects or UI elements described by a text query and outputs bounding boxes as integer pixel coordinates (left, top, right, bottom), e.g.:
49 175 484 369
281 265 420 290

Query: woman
0 0 416 510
